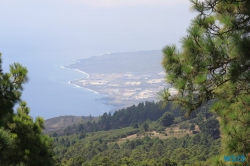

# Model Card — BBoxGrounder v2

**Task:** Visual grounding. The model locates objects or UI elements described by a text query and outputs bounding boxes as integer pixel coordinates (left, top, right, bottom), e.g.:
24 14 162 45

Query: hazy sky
0 0 195 56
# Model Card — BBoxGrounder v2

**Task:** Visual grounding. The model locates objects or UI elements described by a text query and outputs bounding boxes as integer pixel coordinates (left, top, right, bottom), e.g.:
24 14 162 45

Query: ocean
2 51 114 119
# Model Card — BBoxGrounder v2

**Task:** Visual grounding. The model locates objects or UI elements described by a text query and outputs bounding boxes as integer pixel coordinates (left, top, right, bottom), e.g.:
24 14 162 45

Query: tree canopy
0 54 55 166
158 112 174 127
161 0 250 164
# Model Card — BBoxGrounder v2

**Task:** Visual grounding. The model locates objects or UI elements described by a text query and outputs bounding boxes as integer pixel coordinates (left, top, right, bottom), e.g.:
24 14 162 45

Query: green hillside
50 101 221 166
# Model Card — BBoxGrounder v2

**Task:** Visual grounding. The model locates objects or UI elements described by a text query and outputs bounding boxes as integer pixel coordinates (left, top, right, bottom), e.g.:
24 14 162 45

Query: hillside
50 101 220 166
44 115 97 134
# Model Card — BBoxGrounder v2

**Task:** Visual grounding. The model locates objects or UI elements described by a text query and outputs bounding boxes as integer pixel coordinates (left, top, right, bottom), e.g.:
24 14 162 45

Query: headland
65 50 171 109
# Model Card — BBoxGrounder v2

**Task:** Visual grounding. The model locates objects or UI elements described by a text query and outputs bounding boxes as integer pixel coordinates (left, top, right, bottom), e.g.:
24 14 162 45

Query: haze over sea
0 0 195 120
2 51 114 119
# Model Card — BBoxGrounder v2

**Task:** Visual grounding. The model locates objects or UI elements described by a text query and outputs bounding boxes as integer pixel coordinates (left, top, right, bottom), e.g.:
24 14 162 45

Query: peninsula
65 50 172 108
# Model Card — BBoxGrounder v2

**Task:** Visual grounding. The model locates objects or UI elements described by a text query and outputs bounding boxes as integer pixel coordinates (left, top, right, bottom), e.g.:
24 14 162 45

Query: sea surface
2 51 114 119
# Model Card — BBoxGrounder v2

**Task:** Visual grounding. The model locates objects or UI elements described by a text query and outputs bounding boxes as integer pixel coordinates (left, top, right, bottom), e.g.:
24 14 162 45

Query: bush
174 117 182 123
159 112 174 127
179 122 190 130
156 126 166 132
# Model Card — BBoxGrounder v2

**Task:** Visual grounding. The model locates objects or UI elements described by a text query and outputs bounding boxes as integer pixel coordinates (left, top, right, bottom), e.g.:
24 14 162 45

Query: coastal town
70 71 176 107
65 50 177 108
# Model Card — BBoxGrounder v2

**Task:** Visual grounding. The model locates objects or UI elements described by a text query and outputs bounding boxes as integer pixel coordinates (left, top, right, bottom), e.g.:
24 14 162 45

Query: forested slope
51 100 200 137
51 101 220 166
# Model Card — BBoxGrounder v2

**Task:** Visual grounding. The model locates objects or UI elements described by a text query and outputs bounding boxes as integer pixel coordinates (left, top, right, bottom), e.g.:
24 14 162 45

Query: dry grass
117 125 198 144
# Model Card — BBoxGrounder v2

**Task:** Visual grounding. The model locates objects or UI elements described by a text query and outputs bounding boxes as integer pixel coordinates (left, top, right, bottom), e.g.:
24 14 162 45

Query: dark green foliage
190 124 195 131
160 157 177 166
0 54 55 165
7 102 54 166
199 118 220 139
53 100 222 165
118 157 136 166
63 101 180 135
155 125 166 132
131 123 139 129
77 123 84 132
142 122 149 131
54 129 220 166
159 112 174 127
78 131 86 139
161 0 250 163
69 156 86 166
0 127 14 161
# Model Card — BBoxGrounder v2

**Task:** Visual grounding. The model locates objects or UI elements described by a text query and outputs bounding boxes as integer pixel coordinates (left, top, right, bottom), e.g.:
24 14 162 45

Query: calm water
2 51 114 119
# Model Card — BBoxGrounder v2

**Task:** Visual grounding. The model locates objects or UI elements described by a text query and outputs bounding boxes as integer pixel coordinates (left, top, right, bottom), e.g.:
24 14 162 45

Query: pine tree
159 112 174 127
161 0 250 164
0 54 55 166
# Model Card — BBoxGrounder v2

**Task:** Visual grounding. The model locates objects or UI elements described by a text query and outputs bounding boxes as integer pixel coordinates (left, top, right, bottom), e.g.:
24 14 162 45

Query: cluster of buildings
72 71 173 106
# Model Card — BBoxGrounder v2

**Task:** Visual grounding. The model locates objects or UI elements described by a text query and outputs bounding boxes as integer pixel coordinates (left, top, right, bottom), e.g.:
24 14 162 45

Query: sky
0 0 196 57
0 0 197 119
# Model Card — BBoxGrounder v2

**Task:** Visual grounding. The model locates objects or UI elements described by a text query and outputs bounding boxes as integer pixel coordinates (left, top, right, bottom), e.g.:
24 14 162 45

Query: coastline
69 80 100 95
74 69 89 78
61 66 89 79
61 64 105 96
68 79 123 111
68 78 124 112
59 51 166 115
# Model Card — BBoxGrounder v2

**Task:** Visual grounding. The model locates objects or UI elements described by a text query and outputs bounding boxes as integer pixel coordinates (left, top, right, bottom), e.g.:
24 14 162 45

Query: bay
2 51 114 119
